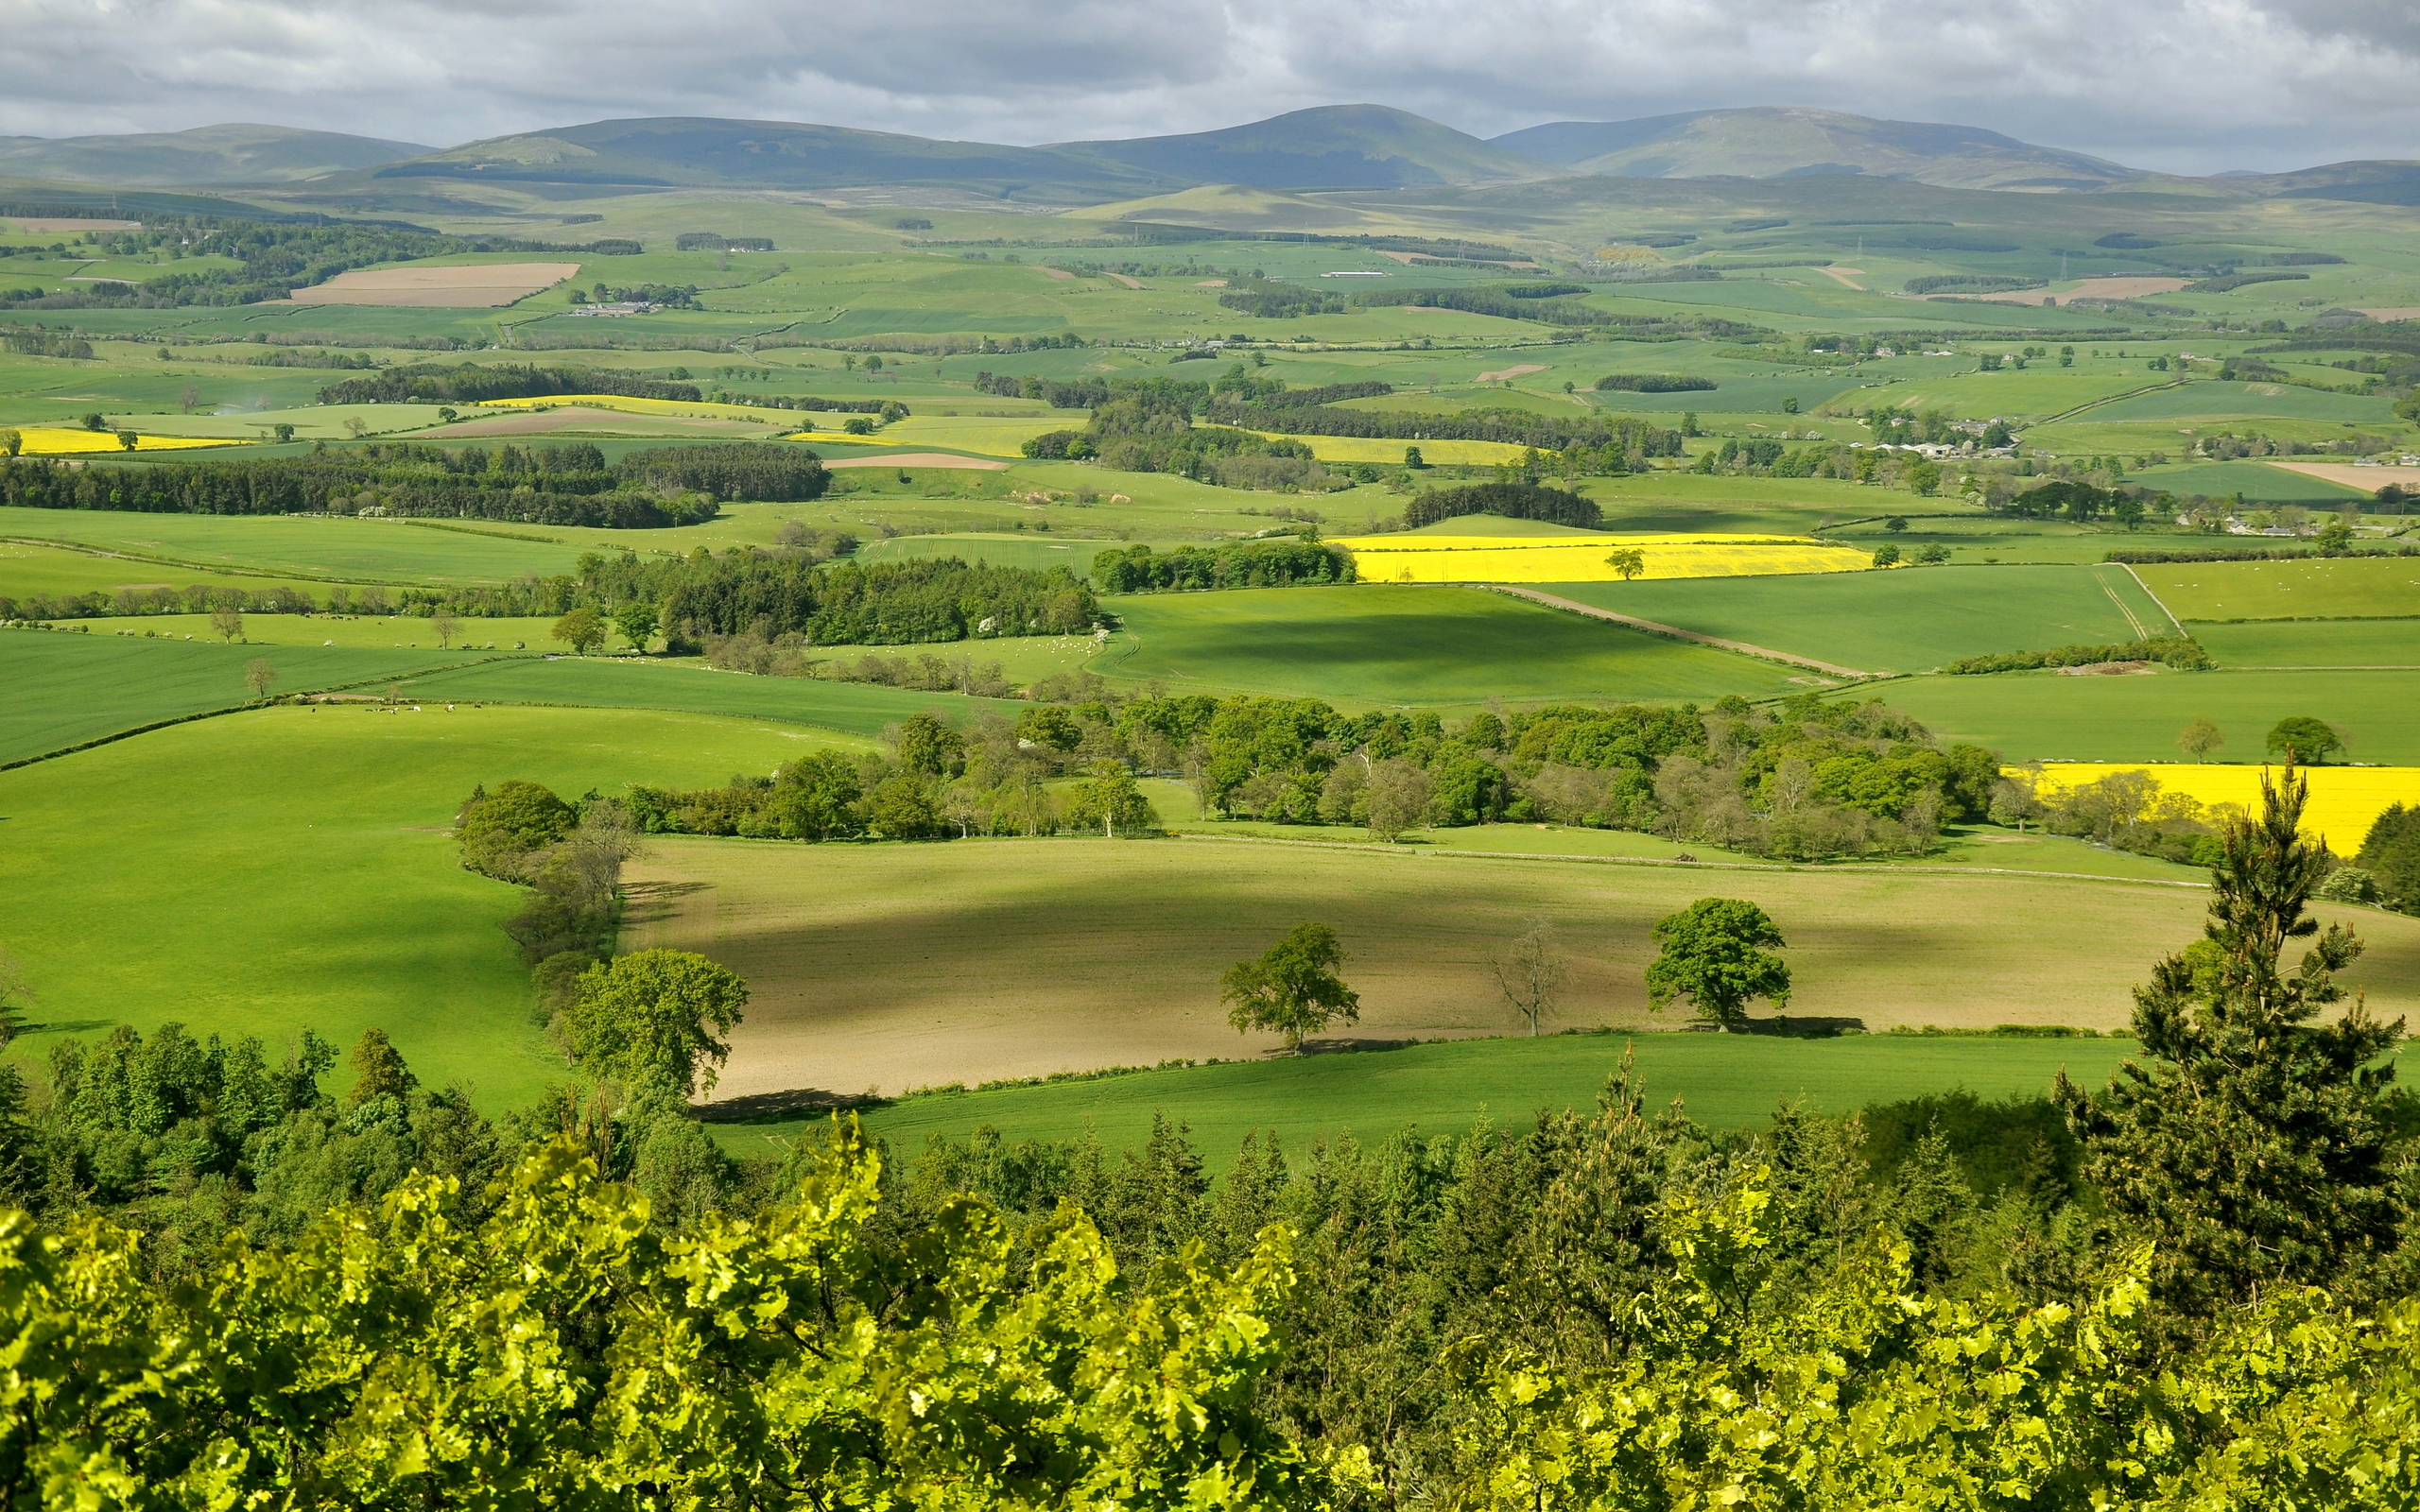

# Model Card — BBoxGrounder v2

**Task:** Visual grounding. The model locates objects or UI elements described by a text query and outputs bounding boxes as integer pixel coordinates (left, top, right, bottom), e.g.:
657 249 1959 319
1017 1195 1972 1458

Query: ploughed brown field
618 835 2420 1104
288 261 581 307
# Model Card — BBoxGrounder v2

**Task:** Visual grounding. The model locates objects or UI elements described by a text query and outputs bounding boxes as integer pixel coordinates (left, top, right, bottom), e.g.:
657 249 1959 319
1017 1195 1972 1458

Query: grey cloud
0 0 2412 174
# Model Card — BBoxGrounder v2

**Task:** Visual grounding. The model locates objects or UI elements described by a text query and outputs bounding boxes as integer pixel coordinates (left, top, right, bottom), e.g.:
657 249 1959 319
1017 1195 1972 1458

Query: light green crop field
1099 586 1807 706
850 533 1127 575
2139 558 2420 621
2124 462 2377 502
1539 564 2170 674
0 630 497 765
0 706 851 1108
1580 472 1957 536
803 1036 2151 1173
1875 369 2179 421
0 540 336 603
2084 381 2401 425
1883 668 2420 764
619 832 2420 1108
0 507 581 586
62 613 567 651
389 655 1021 738
2193 620 2420 668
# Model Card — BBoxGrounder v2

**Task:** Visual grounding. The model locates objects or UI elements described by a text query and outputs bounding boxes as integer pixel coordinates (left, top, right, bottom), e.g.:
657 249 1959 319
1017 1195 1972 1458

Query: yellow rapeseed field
1240 431 1535 466
1327 532 1874 584
2027 763 2420 850
10 427 243 455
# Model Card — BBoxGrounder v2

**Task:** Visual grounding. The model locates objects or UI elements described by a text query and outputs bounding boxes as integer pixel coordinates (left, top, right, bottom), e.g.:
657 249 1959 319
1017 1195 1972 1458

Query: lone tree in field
1223 921 1359 1056
553 608 607 656
115 430 137 452
1604 547 1646 582
211 607 243 644
614 601 659 653
432 610 460 650
2058 765 2403 1321
2178 717 2224 764
1646 898 1791 1032
567 949 750 1098
2266 715 2342 765
243 659 277 701
1496 916 1570 1036
347 1026 417 1105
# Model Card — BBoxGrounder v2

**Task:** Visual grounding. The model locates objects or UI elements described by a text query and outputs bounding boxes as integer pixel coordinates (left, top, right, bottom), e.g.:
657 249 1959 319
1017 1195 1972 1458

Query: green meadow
778 1035 2152 1173
2193 619 2420 668
0 630 491 764
1539 564 2170 674
2139 558 2420 621
1099 585 1806 706
0 705 850 1107
1883 667 2420 764
390 654 1020 738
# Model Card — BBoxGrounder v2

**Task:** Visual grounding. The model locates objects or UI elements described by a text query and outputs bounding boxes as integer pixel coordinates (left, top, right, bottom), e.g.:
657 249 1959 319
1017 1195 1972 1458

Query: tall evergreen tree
2058 765 2403 1318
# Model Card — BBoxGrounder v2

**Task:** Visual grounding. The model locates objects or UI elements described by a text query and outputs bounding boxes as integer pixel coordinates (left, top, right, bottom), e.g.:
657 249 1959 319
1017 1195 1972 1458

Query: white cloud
0 0 2411 173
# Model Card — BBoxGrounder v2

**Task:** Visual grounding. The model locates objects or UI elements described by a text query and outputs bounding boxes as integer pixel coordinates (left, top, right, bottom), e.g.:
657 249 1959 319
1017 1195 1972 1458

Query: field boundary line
1486 586 1876 678
1168 830 2211 890
0 652 527 774
0 533 435 590
2036 376 2191 426
2093 568 2152 640
2115 562 2187 635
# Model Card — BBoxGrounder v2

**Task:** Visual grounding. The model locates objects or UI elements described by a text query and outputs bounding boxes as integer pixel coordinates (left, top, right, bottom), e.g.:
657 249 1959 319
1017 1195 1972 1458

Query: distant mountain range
1 106 2411 206
0 124 430 186
1489 107 2141 192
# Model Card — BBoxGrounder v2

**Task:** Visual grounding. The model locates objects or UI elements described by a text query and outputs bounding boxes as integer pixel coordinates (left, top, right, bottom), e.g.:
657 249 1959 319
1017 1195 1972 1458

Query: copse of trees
0 441 824 529
317 362 701 405
1403 482 1601 529
1091 539 1354 593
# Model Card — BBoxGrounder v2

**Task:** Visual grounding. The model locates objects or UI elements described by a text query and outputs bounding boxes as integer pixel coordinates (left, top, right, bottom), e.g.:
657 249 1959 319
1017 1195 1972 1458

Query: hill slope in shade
1492 106 2144 191
1051 103 1558 189
0 123 431 185
356 116 1175 203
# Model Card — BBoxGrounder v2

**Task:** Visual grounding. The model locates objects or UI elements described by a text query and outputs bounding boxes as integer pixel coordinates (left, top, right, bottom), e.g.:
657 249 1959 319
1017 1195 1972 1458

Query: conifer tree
2058 765 2403 1318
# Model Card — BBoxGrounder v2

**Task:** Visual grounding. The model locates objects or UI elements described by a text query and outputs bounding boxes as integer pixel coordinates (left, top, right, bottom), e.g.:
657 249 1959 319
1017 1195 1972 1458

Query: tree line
316 361 703 405
1091 539 1355 593
3 217 635 310
1402 481 1601 528
0 442 822 529
9 772 2420 1501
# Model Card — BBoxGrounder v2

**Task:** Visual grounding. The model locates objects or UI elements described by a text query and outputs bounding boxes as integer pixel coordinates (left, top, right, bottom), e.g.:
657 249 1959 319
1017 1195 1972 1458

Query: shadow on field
623 879 711 927
18 1019 114 1039
1284 1035 1425 1057
1724 1015 1869 1038
695 1087 888 1125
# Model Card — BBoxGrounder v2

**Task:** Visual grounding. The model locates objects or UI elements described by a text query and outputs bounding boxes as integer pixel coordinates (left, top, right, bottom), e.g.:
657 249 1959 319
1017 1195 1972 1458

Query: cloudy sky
4 0 2413 174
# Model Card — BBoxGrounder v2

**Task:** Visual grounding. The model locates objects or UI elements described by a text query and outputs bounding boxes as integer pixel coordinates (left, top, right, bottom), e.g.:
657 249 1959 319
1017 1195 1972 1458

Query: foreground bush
0 1127 1335 1507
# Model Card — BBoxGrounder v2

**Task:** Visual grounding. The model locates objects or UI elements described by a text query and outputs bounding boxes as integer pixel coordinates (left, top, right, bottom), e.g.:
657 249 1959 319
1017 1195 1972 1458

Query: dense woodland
316 361 702 405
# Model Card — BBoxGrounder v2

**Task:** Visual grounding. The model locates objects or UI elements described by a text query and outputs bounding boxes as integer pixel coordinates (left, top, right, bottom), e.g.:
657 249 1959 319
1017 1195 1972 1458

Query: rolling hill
1491 107 2144 191
0 123 431 186
351 117 1174 204
1050 104 1556 190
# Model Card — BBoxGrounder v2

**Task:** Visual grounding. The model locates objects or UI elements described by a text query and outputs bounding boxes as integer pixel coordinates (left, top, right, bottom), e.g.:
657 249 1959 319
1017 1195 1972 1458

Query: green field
1540 564 2171 674
2193 619 2420 668
2083 381 2400 425
1885 667 2420 764
0 630 493 764
68 612 566 650
0 706 848 1107
390 654 1020 738
774 1035 2152 1172
1100 585 1806 706
2139 558 2420 621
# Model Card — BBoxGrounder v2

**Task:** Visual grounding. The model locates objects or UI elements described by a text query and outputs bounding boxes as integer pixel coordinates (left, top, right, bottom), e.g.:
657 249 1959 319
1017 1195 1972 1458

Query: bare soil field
618 835 2420 1103
2360 308 2420 322
2266 460 2420 490
430 405 761 438
289 262 581 307
1815 266 1866 289
821 453 1010 470
1475 363 1548 382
